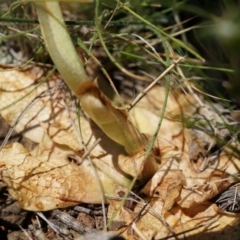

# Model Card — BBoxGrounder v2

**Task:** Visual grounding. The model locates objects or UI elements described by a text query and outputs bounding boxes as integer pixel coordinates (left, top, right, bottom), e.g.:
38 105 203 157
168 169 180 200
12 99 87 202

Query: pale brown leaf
0 134 125 211
141 159 185 211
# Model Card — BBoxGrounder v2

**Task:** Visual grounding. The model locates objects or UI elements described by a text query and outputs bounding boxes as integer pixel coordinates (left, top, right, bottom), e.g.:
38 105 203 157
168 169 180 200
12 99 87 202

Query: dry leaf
0 67 134 210
130 86 196 139
107 85 240 239
0 67 60 143
108 194 240 239
118 150 158 182
1 67 240 239
0 134 126 211
76 81 146 155
141 159 185 211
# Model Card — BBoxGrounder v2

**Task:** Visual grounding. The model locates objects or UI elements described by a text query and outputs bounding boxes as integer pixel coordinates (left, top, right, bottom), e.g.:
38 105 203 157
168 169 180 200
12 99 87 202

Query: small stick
74 206 92 215
132 33 160 59
18 225 33 240
52 210 96 234
127 57 184 111
131 222 148 240
36 212 60 234
216 183 240 212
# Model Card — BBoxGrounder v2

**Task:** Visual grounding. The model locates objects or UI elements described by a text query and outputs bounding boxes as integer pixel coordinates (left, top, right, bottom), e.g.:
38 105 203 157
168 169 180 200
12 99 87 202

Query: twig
52 210 96 234
131 33 160 59
127 57 184 111
81 138 102 160
36 212 60 234
215 183 240 212
18 225 33 240
74 206 92 215
131 222 148 240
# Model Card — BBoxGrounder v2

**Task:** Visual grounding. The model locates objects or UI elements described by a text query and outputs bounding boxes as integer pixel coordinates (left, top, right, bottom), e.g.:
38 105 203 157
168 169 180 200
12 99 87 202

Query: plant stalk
34 0 89 91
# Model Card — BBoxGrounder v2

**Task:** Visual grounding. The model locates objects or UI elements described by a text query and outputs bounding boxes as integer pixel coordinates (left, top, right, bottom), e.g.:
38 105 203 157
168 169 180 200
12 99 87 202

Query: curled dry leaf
76 81 146 155
178 153 239 208
76 80 159 181
118 150 158 182
141 159 185 211
129 86 196 139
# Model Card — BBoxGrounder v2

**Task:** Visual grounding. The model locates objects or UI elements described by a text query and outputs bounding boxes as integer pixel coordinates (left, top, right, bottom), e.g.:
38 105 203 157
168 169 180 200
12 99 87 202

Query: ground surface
1 2 240 239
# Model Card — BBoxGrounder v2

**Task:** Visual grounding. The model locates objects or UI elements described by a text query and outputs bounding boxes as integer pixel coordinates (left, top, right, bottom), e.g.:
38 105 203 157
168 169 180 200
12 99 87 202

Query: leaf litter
0 65 240 239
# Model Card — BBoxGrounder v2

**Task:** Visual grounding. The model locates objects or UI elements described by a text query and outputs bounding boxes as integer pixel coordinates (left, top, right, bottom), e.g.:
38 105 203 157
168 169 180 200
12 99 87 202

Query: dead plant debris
0 64 240 239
